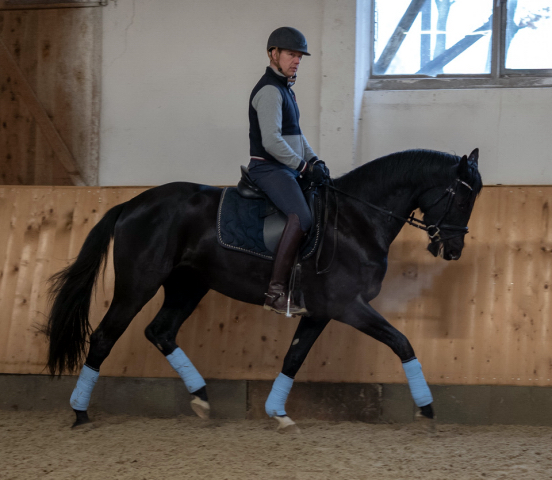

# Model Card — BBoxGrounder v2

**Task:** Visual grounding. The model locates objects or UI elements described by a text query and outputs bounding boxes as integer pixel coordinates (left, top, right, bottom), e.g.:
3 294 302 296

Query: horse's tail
45 203 125 377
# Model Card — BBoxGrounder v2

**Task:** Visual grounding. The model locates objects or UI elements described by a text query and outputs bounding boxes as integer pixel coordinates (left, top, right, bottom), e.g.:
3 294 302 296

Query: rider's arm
301 135 317 163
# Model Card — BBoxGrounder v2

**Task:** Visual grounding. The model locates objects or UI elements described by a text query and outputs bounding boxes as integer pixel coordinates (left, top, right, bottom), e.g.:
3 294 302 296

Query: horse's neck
334 173 421 247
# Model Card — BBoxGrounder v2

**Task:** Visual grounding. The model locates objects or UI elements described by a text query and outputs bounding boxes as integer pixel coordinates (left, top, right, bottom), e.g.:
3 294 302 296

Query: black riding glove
302 157 330 185
310 157 330 176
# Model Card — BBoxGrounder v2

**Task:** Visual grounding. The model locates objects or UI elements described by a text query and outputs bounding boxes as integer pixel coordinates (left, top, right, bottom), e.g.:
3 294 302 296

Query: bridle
314 178 473 274
417 178 473 243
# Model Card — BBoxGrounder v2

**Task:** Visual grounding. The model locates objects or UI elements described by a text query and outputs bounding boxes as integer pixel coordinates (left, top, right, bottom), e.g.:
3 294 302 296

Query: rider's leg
247 161 312 316
264 213 308 315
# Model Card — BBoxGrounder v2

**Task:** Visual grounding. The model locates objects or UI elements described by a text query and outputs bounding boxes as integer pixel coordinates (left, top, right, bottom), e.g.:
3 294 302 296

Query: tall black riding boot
264 213 309 316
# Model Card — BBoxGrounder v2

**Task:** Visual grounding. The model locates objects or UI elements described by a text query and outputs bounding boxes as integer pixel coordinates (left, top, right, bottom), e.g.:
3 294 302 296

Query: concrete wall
3 375 552 426
99 0 552 187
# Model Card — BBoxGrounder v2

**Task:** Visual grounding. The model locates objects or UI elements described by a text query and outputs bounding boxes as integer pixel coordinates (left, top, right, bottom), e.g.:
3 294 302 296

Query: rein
314 178 471 274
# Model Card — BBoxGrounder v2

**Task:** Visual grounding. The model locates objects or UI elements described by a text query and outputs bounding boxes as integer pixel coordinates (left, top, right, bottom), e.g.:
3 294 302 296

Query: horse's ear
458 154 469 177
458 148 479 177
468 148 479 165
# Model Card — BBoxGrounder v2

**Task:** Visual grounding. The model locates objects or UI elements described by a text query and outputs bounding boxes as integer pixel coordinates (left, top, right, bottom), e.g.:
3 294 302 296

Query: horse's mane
336 149 478 197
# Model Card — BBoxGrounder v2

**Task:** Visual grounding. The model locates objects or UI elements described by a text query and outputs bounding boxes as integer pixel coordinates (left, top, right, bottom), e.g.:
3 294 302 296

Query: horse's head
420 148 482 261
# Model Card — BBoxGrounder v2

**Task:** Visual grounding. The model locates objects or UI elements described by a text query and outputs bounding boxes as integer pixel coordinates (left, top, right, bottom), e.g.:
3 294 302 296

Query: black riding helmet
267 27 311 56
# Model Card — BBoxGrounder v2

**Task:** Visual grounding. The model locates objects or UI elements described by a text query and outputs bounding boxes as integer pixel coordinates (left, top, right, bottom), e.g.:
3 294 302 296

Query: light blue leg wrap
70 364 99 411
265 373 294 417
166 347 206 393
402 358 433 407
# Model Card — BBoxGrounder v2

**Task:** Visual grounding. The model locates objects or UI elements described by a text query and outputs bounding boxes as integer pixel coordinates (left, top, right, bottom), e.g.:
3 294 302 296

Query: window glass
373 0 493 76
505 0 552 70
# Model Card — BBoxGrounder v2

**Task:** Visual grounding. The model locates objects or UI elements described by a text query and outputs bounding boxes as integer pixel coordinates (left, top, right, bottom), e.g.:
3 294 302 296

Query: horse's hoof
414 410 436 433
419 404 434 419
274 415 301 434
72 409 90 428
190 396 210 420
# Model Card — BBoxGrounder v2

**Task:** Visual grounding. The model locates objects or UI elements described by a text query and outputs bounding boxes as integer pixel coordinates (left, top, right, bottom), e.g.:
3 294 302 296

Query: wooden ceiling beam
0 0 106 10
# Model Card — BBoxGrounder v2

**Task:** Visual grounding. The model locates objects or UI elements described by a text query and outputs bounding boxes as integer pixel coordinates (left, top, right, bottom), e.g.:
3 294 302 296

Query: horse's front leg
336 296 434 420
266 316 330 433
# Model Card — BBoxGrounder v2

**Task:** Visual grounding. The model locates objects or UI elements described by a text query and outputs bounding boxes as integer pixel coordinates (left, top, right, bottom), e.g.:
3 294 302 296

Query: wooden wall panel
0 6 100 185
0 186 551 387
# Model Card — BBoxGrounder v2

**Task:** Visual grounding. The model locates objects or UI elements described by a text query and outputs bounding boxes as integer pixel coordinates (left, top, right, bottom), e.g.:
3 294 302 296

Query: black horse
45 148 482 431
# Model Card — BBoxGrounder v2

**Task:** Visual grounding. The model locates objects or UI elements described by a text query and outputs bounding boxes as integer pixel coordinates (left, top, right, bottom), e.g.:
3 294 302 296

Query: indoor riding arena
1 1 551 479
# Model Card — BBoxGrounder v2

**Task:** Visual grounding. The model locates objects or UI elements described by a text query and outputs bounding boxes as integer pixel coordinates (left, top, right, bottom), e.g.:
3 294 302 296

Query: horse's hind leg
336 298 434 420
144 268 210 419
70 273 166 427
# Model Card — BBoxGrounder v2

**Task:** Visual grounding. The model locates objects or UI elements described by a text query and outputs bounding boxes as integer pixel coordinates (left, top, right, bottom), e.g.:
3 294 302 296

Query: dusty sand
1 410 551 480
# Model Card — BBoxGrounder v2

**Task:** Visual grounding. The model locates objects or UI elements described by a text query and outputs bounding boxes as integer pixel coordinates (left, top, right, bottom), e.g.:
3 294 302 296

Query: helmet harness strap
268 48 297 85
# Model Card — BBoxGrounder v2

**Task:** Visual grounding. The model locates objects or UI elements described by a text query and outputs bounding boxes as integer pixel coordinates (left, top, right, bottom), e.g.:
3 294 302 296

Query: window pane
373 0 493 76
505 0 552 70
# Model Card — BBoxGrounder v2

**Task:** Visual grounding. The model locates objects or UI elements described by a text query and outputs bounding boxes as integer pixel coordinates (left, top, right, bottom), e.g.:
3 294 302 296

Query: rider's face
271 49 303 78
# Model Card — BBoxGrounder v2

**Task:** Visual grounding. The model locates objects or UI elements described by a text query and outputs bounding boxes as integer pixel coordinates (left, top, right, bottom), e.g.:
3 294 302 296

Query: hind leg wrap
166 347 206 393
402 358 433 407
265 373 294 417
70 364 99 411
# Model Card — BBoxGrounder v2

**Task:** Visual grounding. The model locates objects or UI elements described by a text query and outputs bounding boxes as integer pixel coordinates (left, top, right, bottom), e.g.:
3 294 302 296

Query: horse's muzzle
427 240 462 261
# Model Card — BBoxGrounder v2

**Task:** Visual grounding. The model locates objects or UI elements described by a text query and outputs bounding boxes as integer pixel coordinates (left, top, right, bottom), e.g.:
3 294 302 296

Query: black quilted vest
249 67 302 162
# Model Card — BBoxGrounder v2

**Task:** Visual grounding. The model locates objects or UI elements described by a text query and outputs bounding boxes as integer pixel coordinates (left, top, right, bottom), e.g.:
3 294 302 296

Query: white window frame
367 0 552 90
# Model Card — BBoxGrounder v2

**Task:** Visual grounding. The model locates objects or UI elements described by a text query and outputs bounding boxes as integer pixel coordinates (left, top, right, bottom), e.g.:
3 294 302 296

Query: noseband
419 178 472 243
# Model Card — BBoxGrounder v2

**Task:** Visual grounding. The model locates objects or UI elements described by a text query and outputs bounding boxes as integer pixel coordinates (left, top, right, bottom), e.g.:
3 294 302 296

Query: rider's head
267 27 310 80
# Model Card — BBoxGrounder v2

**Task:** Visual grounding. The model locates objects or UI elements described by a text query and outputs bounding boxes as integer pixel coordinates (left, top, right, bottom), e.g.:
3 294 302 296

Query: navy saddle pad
217 187 322 261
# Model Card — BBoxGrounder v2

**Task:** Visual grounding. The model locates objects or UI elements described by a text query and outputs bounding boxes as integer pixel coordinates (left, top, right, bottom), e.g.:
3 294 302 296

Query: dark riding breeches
247 159 312 232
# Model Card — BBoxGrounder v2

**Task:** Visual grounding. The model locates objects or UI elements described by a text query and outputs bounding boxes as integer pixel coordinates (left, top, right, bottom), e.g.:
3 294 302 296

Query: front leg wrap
166 347 206 393
265 373 294 417
70 364 100 411
402 357 433 407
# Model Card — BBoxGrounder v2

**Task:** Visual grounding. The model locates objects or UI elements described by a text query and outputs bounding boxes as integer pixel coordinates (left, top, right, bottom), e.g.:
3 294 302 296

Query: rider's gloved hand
302 157 330 185
309 157 330 177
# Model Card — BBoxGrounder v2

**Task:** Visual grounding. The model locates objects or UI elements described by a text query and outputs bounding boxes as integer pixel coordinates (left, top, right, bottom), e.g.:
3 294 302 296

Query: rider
248 26 329 316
